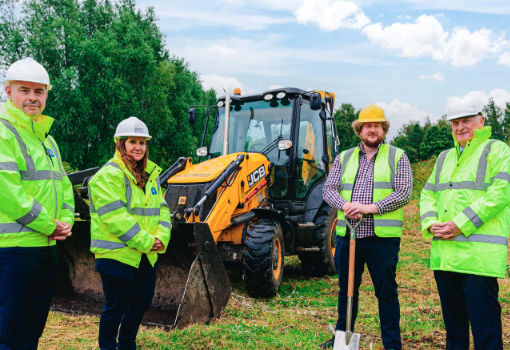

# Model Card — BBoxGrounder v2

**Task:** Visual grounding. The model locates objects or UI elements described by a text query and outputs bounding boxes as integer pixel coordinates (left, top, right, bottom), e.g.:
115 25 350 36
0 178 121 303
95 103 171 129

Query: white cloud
362 15 508 66
295 0 370 31
418 72 445 82
375 99 431 139
498 52 510 67
446 89 510 115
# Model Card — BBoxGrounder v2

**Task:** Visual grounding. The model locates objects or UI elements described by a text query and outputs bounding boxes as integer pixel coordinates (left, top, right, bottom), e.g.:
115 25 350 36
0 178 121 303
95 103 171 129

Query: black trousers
434 270 502 350
334 235 402 350
98 256 156 350
0 246 58 350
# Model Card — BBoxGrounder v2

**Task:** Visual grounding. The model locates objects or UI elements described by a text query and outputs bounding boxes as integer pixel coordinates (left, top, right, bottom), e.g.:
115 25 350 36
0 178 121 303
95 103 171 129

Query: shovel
334 215 363 350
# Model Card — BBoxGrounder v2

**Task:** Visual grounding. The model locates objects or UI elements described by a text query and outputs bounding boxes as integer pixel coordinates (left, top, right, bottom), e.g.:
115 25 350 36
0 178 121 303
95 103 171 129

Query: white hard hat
4 57 52 90
446 108 483 121
114 117 152 140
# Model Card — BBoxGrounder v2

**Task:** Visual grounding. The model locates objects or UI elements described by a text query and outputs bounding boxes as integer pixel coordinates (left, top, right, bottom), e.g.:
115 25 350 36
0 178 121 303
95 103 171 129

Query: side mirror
278 140 293 151
196 146 208 157
309 92 322 110
188 108 197 124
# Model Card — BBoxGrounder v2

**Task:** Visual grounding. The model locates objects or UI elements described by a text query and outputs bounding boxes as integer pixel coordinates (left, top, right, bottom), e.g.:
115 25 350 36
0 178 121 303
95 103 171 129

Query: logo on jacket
151 187 157 195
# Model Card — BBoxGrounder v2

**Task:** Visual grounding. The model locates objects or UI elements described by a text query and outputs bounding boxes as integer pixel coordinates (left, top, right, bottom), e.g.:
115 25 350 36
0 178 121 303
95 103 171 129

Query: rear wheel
299 206 337 276
243 219 284 297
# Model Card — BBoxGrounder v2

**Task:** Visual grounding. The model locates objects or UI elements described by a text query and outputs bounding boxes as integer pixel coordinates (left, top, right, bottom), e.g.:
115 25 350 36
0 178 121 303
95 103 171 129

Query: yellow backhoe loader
56 87 340 329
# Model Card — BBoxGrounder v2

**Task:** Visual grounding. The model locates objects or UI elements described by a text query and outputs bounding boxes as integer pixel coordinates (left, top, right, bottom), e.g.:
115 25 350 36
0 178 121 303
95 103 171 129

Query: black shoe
319 337 335 349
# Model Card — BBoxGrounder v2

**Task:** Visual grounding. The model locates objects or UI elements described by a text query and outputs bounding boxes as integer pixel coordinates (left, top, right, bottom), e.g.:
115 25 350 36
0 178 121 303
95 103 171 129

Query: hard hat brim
446 112 482 121
3 80 52 91
357 118 388 123
114 134 152 140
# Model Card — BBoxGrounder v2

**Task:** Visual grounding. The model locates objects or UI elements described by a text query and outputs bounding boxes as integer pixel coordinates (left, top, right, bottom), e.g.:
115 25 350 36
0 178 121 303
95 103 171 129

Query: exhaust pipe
222 87 230 156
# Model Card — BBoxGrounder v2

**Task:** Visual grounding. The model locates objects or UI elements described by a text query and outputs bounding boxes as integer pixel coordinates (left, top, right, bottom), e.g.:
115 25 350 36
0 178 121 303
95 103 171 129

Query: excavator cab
166 88 340 296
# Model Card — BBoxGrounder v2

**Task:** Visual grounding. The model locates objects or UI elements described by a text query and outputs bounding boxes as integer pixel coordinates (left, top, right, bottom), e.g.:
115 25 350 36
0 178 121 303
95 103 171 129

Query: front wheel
243 219 284 297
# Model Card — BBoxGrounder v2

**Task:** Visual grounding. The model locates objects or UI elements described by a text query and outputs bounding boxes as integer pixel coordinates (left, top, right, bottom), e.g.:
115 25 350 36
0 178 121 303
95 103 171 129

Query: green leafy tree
334 103 360 152
483 98 504 141
391 121 426 163
419 119 453 159
0 0 216 169
503 103 510 141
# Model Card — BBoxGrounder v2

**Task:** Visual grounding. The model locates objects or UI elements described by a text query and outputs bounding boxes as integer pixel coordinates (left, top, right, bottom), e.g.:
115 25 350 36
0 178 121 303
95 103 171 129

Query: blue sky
138 0 510 138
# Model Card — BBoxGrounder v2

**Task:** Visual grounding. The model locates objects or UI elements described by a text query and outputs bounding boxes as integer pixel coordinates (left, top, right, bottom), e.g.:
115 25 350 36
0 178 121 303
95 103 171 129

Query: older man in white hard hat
0 58 74 349
420 109 510 349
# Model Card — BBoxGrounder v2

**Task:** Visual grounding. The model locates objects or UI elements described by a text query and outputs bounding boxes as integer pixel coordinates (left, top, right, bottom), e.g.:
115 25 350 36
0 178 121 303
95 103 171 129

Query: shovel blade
333 330 360 350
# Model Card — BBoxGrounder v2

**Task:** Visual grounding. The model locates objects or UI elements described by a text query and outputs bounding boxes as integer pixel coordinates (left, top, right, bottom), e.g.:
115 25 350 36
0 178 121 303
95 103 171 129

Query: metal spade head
334 330 360 350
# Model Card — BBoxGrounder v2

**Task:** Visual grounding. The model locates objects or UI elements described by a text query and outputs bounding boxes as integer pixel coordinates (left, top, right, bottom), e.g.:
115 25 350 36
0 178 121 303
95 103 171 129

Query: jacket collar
1 100 54 142
453 126 491 157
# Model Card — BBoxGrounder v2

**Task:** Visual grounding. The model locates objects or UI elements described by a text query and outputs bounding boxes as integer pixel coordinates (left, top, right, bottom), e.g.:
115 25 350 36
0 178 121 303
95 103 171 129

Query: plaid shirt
323 142 413 238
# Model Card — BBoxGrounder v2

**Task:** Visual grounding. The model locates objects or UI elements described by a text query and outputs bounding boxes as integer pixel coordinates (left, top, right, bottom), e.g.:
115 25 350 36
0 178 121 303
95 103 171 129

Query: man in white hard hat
420 110 510 349
0 57 75 349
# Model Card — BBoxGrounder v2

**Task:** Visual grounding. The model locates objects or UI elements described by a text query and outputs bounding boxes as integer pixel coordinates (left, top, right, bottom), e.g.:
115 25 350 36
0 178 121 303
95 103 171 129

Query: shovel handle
345 215 364 237
347 239 355 298
346 215 362 298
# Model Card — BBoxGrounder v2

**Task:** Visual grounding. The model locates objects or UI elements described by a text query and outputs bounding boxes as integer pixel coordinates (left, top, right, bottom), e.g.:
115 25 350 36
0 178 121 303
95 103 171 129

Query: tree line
335 99 510 163
2 0 509 170
0 0 215 170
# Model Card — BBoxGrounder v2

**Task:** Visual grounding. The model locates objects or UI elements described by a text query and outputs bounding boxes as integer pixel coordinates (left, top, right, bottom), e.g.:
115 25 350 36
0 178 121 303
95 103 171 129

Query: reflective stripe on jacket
420 126 510 278
0 100 74 247
336 144 404 237
88 151 171 268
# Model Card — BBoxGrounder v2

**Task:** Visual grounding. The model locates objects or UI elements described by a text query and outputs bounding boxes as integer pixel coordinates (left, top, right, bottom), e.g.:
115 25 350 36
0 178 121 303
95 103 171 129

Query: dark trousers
434 270 502 350
0 246 58 350
334 235 401 350
98 258 156 350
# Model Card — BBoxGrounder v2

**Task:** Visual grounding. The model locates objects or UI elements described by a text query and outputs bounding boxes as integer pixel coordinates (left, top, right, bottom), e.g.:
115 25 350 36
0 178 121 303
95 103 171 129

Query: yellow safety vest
0 100 74 247
88 152 171 268
420 126 510 278
336 144 404 237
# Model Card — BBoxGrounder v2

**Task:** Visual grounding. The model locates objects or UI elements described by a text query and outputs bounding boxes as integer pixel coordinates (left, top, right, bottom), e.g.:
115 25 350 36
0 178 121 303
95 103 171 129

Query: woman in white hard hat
88 117 171 350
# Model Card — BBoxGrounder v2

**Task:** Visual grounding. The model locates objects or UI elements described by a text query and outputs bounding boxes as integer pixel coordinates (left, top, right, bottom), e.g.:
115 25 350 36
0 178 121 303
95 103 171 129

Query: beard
362 134 385 148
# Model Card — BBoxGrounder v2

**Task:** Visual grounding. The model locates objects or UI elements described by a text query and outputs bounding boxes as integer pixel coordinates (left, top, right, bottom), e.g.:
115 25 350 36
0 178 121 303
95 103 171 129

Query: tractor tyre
243 219 284 297
299 206 337 276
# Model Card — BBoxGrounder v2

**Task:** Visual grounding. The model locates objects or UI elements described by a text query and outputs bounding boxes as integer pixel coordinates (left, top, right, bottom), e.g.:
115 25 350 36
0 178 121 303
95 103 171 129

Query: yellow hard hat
358 104 387 122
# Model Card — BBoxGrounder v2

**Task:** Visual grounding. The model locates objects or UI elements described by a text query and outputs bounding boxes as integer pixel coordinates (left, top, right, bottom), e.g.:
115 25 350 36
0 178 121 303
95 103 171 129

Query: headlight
196 146 208 157
263 93 274 101
217 100 225 107
276 92 286 99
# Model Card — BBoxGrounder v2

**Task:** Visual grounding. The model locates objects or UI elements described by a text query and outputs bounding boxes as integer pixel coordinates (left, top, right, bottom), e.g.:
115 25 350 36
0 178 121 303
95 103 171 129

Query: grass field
39 159 510 349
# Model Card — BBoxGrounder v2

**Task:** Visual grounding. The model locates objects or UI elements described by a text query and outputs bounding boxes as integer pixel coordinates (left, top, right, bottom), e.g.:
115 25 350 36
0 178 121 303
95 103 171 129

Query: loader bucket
53 221 231 329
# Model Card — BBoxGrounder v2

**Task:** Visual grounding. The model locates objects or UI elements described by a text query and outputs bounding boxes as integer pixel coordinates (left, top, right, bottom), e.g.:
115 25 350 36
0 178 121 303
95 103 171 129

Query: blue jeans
98 256 156 350
334 235 401 350
434 270 502 350
0 246 58 350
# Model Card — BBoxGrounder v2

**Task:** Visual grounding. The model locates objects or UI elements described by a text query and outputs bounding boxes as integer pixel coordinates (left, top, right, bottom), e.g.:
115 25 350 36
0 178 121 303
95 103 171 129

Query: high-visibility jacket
0 100 74 247
336 144 405 237
88 151 171 268
420 126 510 278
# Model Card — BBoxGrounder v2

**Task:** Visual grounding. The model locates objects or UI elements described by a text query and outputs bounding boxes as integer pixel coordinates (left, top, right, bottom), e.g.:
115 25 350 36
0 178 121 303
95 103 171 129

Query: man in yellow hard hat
322 104 413 349
420 110 510 349
0 58 74 349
